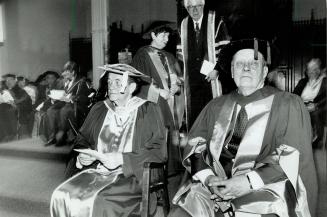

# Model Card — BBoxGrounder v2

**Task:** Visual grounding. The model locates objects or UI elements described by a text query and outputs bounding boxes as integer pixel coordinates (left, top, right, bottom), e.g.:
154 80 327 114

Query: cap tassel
254 38 258 60
120 71 129 93
267 41 271 65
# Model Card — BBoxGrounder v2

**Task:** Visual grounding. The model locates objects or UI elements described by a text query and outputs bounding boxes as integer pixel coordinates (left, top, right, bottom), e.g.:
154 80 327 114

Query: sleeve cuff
247 171 265 190
147 84 160 103
193 169 215 185
75 156 83 169
122 154 133 178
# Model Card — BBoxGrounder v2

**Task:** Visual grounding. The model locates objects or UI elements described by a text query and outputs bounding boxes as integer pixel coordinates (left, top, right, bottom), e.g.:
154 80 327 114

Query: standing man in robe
178 0 236 127
170 38 317 217
51 64 167 217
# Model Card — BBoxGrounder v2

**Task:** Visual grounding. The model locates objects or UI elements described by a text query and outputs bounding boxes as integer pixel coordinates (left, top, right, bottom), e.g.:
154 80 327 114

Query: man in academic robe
293 58 326 149
178 0 236 127
44 61 91 146
170 39 317 217
50 64 166 217
2 74 33 139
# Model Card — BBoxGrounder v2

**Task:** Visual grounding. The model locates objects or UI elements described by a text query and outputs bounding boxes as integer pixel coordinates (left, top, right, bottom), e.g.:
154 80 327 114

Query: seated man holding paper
50 64 166 217
170 38 317 217
1 74 33 139
45 61 91 146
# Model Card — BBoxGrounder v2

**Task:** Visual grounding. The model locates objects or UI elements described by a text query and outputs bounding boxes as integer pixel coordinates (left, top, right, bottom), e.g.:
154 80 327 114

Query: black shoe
55 131 66 146
44 138 56 146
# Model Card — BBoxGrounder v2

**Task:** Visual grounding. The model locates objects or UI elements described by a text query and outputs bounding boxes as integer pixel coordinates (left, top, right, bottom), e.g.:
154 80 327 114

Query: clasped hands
77 152 123 170
204 175 252 211
159 84 181 100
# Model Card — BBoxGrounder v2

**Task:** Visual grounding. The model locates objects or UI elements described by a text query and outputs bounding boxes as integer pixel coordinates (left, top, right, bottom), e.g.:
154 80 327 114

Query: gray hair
184 0 205 7
307 58 322 68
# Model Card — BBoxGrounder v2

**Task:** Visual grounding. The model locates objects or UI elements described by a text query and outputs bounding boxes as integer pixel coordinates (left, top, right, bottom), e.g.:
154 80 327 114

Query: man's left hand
208 175 252 199
100 152 123 170
170 84 180 95
205 70 218 81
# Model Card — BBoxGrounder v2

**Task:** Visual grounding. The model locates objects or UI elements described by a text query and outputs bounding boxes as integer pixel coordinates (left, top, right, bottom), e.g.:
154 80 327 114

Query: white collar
192 15 203 29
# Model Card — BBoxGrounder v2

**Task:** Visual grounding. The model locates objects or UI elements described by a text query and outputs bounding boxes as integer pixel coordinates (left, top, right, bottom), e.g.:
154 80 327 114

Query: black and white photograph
0 0 325 216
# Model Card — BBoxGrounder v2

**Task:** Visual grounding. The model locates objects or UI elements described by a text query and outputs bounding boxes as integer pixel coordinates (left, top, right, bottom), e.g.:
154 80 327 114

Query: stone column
91 0 108 89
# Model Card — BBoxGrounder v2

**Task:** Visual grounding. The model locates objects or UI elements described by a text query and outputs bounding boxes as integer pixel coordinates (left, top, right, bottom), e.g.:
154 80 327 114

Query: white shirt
192 15 203 30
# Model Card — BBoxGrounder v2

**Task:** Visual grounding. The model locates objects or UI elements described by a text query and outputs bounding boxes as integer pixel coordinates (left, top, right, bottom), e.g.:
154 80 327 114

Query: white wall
109 0 177 33
0 0 91 80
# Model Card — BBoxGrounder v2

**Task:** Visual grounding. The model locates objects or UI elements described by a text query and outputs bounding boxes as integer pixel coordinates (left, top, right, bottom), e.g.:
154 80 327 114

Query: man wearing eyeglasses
170 38 317 217
178 0 236 128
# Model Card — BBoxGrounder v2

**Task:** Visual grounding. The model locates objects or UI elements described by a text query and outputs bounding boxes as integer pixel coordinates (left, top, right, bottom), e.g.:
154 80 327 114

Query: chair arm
143 161 166 169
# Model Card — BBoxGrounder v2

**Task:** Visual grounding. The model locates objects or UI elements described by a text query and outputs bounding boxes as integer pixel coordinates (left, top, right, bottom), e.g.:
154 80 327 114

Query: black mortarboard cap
217 38 278 74
142 20 176 39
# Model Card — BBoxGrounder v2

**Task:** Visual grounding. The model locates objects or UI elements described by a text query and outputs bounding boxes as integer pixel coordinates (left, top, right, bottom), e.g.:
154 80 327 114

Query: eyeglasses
233 60 261 70
187 4 204 11
108 79 122 88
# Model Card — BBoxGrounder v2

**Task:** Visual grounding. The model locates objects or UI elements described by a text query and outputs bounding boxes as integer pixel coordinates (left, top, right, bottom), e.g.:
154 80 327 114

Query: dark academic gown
179 11 236 126
59 100 167 217
44 77 90 140
132 45 185 175
173 86 317 217
132 46 176 129
10 84 33 125
293 77 327 148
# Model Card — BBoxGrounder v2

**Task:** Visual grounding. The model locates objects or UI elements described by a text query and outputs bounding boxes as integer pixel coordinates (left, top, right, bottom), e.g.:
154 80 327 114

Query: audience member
293 58 326 149
33 71 63 139
44 61 90 146
2 74 33 139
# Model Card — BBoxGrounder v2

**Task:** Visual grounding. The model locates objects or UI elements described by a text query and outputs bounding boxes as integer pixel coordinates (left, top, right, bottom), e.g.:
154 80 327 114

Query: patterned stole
147 48 175 121
50 97 147 217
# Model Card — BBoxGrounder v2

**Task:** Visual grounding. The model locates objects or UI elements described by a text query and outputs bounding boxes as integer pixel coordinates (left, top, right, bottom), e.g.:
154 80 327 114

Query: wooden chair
141 162 170 217
141 129 170 217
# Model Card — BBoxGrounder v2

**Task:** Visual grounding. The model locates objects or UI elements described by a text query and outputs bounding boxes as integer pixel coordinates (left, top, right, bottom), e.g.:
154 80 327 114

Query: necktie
195 22 200 43
228 106 248 155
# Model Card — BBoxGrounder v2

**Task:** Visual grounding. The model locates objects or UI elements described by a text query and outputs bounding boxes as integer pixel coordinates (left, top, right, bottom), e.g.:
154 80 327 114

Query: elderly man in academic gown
177 0 236 127
170 39 317 217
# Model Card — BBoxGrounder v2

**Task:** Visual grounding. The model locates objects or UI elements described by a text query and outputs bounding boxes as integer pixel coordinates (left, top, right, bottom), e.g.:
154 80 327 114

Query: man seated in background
51 64 166 217
34 70 64 140
293 58 326 149
1 74 33 139
0 78 18 142
17 76 38 136
44 61 91 146
170 38 317 217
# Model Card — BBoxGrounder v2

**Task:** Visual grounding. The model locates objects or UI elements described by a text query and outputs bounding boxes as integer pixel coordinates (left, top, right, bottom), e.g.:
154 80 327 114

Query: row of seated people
50 40 318 217
0 61 94 145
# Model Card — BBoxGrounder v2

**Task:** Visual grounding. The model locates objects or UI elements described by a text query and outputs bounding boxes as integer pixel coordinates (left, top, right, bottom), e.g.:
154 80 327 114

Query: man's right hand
205 175 237 202
159 89 171 100
205 175 228 201
77 153 96 166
